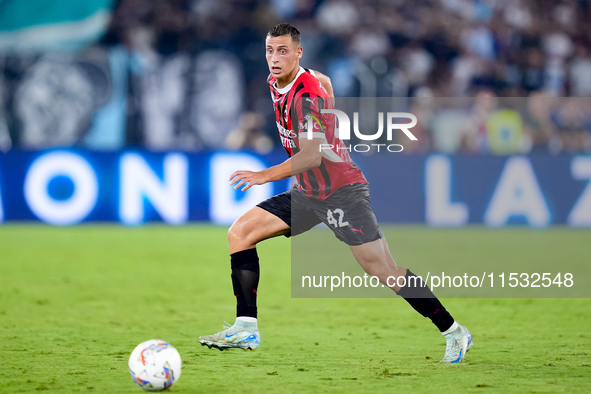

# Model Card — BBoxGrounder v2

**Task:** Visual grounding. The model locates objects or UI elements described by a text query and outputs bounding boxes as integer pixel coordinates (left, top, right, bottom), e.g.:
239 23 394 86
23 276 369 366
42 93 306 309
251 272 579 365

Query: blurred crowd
105 0 591 96
401 92 591 154
1 0 591 153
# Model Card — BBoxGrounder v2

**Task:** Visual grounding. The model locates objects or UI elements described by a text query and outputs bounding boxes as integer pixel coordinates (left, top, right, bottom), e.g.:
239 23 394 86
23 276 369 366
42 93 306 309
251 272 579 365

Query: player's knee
227 222 242 244
228 219 253 248
361 261 381 276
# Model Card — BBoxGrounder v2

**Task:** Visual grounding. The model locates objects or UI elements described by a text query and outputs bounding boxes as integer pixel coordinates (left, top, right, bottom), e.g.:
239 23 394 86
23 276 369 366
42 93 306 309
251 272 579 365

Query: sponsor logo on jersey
276 121 297 138
276 121 297 148
280 135 296 148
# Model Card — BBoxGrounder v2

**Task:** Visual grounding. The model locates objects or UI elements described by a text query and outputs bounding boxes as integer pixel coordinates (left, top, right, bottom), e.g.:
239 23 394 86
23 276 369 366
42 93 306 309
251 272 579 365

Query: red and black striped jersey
269 67 367 200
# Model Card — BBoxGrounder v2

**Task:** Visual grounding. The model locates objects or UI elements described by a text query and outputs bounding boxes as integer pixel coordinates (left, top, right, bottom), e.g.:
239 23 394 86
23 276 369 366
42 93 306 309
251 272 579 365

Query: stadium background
1 1 591 393
1 0 591 226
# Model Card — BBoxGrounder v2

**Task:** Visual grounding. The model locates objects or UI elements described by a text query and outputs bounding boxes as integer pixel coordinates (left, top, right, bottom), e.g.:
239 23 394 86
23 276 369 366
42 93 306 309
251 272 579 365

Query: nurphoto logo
306 109 418 153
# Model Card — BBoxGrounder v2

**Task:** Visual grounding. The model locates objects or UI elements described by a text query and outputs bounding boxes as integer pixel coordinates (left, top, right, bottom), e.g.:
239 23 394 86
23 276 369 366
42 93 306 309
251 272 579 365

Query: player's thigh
228 206 290 251
313 184 382 246
256 188 321 238
350 238 405 272
290 188 323 236
349 238 387 265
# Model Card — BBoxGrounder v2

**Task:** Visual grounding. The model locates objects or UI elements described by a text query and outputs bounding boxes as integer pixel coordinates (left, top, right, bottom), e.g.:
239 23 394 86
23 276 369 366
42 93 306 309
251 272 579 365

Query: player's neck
275 64 301 89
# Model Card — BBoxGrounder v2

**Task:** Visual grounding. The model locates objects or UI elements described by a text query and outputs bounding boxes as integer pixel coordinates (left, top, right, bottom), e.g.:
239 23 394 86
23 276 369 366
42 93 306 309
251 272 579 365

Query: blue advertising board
0 149 590 227
355 154 591 227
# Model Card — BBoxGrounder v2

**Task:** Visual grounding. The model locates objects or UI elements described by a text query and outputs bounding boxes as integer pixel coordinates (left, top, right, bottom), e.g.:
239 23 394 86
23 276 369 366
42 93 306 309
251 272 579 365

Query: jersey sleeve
294 89 329 141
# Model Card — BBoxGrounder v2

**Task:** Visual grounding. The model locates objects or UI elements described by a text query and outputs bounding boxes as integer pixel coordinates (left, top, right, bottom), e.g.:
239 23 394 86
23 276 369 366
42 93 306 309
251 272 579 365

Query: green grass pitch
1 225 590 393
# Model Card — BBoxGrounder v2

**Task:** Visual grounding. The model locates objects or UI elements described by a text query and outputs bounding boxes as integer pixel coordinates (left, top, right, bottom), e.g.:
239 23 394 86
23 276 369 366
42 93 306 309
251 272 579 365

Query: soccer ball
128 339 182 391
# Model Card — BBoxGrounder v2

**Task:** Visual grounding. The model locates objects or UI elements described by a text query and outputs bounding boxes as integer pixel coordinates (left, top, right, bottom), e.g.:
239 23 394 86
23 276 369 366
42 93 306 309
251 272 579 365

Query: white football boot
440 322 473 363
199 321 260 352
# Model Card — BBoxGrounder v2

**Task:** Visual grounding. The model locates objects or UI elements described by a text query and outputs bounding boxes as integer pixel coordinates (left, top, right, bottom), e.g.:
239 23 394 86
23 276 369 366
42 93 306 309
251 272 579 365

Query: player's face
266 35 302 86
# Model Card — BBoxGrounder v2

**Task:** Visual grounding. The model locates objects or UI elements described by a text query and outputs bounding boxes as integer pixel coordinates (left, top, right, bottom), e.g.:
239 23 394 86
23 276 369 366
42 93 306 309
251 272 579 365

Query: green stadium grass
1 225 590 393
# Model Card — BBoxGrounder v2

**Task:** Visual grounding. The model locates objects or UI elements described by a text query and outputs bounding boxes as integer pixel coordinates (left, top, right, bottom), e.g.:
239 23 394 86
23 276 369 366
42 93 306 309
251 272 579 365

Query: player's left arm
311 70 334 105
230 138 323 191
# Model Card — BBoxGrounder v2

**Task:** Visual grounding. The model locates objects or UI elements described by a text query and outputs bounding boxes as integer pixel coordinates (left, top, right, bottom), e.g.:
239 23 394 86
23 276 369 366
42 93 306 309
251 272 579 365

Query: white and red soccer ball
128 340 182 391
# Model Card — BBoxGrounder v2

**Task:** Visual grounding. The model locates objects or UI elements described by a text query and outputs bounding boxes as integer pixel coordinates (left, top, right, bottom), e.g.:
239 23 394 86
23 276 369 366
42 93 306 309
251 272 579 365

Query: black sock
396 269 455 332
230 248 260 318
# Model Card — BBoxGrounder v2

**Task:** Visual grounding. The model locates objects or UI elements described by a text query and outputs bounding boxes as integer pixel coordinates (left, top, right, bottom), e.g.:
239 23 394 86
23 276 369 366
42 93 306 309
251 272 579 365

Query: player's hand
230 170 268 191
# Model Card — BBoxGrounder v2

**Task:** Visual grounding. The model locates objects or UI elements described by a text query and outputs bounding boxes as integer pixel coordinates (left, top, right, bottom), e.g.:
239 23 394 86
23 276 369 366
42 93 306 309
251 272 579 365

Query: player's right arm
232 73 331 191
230 138 323 191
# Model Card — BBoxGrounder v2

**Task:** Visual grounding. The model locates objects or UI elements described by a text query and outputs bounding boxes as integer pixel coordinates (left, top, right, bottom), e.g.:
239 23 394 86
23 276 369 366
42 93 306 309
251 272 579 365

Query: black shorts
257 184 382 246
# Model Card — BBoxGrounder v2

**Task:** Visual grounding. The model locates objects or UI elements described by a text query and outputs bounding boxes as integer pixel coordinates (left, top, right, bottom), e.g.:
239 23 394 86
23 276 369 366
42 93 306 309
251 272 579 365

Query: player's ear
296 46 303 59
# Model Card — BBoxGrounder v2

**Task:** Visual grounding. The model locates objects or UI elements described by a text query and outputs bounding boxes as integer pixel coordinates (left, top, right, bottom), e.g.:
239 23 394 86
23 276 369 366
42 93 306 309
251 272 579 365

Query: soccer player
199 23 473 363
